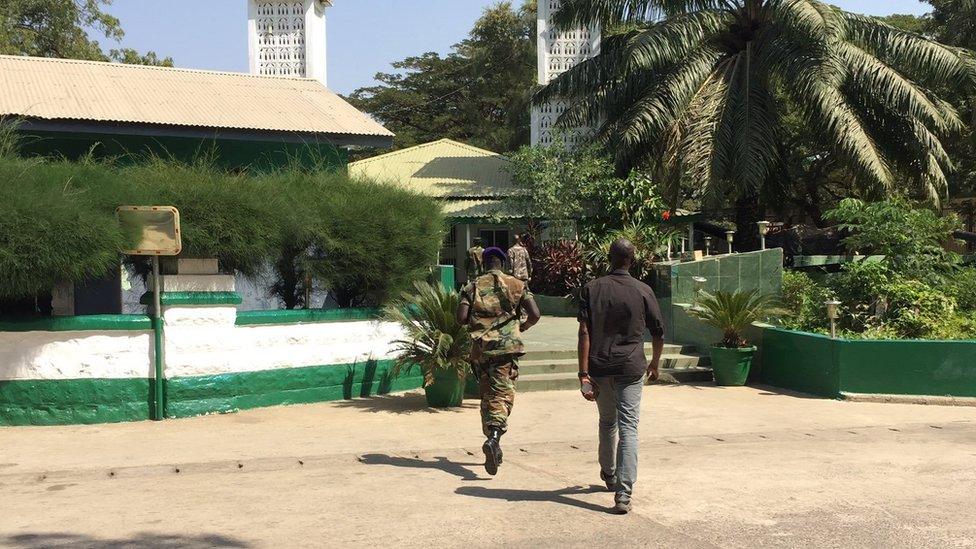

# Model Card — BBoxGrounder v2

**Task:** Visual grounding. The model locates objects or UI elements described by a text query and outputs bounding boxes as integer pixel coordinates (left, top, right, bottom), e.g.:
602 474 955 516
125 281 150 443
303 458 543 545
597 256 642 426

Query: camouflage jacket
461 269 532 357
465 246 484 279
507 244 531 281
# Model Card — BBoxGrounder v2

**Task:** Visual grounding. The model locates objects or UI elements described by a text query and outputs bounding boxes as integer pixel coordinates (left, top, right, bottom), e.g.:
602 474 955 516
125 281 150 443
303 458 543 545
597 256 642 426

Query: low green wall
760 328 976 399
0 378 154 426
534 294 577 318
166 360 423 418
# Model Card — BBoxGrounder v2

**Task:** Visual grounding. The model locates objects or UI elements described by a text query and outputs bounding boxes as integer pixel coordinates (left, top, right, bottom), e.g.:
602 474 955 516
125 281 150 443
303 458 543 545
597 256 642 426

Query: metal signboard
116 206 182 256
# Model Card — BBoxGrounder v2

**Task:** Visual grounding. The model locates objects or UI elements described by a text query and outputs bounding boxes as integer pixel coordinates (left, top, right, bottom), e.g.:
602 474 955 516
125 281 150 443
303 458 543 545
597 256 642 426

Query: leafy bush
582 224 679 281
948 268 976 312
530 239 586 297
825 198 960 278
780 270 834 332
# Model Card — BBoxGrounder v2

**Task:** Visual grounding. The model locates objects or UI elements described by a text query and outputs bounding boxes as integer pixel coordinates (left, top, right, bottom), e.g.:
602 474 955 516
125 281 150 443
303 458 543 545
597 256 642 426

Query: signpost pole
152 255 165 421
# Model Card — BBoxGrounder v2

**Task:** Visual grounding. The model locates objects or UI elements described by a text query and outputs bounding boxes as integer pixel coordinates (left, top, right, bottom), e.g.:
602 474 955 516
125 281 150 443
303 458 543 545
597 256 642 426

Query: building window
479 229 510 251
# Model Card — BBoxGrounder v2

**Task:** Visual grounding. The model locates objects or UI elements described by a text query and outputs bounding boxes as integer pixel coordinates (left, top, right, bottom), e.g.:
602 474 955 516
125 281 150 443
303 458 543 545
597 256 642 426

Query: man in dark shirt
577 238 665 514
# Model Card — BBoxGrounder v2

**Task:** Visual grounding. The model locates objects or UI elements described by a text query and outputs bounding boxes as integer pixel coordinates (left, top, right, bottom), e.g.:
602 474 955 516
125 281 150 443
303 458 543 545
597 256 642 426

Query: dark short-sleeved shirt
578 269 665 377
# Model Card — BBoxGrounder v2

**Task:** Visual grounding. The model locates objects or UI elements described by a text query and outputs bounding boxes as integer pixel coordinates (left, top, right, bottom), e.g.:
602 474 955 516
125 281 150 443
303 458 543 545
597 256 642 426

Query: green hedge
0 136 443 307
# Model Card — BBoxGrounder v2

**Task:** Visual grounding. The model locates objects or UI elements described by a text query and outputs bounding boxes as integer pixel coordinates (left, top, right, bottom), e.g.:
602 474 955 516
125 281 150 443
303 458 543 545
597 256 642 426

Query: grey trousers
592 374 644 502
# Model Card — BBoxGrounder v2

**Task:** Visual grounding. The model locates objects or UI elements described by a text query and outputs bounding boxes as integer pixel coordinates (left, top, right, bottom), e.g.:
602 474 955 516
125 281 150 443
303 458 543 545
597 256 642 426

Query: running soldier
457 247 541 475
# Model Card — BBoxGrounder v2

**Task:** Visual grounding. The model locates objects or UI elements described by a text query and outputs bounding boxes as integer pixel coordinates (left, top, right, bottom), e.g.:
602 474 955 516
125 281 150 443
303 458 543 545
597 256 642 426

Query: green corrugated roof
348 139 517 199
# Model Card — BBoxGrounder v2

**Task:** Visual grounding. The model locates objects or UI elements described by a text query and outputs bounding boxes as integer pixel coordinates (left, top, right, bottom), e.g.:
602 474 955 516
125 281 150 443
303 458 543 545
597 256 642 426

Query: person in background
507 234 532 285
465 237 485 282
457 247 541 476
577 238 665 514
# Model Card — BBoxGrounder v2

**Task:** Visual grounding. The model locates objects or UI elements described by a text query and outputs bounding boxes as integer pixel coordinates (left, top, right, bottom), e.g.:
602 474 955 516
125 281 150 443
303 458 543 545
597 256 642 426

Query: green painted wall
166 360 423 419
0 378 153 426
839 340 976 397
760 329 840 397
760 328 976 398
16 130 348 172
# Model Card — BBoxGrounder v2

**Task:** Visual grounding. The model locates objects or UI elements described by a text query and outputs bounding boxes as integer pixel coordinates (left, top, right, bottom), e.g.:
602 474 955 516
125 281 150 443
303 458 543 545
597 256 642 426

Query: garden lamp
757 221 771 250
825 299 841 339
725 230 735 254
704 236 713 256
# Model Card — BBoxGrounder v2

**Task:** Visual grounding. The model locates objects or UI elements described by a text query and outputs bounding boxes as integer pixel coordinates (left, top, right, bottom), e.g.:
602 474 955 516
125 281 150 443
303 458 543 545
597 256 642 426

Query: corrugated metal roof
0 55 393 139
442 199 527 219
348 139 517 198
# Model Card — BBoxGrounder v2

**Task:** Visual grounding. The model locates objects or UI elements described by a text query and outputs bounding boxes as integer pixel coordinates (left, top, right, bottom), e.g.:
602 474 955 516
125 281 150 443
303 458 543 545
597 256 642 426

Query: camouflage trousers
472 354 519 436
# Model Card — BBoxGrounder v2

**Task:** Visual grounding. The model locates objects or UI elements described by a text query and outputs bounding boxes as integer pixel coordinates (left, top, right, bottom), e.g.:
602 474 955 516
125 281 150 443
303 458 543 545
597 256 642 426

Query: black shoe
612 500 632 515
483 428 503 476
600 470 618 492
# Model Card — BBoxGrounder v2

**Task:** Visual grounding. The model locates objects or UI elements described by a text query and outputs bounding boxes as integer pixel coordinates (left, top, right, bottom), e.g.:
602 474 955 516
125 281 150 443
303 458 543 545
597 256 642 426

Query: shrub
530 239 586 297
0 156 127 302
121 160 285 276
949 268 976 312
582 224 678 281
309 177 444 308
780 270 833 332
825 198 960 279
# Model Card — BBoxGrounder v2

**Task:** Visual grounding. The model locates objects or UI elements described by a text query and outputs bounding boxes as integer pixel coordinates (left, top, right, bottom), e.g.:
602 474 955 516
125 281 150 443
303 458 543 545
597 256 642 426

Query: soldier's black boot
483 427 503 476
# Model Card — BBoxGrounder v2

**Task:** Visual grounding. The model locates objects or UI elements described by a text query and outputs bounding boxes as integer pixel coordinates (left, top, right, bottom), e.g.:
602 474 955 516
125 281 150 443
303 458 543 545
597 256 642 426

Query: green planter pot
424 368 466 408
709 346 756 386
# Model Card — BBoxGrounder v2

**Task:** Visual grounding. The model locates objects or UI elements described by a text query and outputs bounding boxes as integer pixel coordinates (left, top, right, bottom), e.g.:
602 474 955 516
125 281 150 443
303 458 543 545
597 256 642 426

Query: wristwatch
577 371 590 379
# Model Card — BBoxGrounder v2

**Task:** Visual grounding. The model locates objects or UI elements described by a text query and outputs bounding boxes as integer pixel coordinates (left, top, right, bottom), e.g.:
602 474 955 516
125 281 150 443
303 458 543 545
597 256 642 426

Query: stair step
518 354 709 375
518 367 713 393
521 343 698 363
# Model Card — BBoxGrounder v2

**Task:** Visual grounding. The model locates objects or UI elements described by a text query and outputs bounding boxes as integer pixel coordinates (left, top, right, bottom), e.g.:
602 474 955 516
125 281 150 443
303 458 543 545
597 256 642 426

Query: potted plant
688 290 784 386
384 281 471 407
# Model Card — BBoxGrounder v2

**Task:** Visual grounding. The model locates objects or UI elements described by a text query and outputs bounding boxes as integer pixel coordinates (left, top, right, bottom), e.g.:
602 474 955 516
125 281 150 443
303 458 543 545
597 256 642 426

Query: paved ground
1 385 975 548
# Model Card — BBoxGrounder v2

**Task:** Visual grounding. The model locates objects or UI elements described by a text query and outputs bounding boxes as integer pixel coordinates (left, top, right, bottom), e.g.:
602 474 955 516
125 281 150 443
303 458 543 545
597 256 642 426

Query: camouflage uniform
465 245 485 281
462 269 531 435
507 244 531 282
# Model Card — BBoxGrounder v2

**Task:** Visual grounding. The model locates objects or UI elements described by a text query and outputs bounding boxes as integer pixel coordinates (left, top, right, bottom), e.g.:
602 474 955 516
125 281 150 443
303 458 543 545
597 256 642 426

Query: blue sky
101 1 930 95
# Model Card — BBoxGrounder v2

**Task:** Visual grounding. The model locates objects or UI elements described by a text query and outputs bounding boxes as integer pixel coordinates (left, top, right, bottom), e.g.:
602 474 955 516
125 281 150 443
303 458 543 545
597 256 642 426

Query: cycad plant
383 281 471 388
583 223 679 279
689 290 785 348
538 0 976 206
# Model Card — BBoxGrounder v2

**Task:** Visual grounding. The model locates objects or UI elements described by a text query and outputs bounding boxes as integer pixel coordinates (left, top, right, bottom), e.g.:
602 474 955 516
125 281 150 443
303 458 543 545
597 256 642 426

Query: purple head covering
482 246 507 264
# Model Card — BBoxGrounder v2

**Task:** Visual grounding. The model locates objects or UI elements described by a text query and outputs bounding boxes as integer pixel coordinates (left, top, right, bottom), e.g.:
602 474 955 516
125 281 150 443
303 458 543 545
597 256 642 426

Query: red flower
662 210 672 221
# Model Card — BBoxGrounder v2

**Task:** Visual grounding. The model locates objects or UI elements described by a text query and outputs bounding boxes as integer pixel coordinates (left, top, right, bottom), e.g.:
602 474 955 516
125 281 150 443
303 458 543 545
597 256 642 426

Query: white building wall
531 0 601 148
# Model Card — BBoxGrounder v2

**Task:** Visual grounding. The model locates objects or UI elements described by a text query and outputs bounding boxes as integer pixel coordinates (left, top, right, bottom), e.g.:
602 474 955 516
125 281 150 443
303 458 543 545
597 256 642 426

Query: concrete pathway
1 385 975 548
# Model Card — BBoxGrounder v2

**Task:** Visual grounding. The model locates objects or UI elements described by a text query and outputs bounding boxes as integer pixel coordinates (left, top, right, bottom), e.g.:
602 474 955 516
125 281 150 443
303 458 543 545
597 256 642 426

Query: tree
347 1 535 153
0 0 172 66
537 1 976 248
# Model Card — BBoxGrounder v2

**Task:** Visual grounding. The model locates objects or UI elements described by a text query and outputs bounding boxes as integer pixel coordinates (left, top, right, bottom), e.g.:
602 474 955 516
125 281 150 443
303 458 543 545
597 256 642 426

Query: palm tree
536 0 976 234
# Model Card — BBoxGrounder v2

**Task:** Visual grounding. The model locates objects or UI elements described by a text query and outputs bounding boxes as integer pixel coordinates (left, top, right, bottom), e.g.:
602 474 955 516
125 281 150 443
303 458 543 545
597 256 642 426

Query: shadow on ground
1 533 250 548
358 453 487 481
333 392 478 414
456 485 611 514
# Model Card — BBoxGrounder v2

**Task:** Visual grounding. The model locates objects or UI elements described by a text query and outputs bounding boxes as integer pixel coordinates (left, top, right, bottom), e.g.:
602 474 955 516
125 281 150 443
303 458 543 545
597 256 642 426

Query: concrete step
518 353 710 376
518 367 714 393
521 343 697 363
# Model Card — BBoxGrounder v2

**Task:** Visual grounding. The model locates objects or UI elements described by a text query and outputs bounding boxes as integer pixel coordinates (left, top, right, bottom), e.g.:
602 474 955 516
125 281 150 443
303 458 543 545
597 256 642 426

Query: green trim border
0 314 152 333
140 291 243 306
0 378 154 426
235 308 382 326
167 359 422 418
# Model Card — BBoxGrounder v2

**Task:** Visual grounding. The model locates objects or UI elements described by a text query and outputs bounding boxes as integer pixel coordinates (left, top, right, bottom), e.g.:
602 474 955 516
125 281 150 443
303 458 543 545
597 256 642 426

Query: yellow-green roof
442 199 527 220
348 139 516 199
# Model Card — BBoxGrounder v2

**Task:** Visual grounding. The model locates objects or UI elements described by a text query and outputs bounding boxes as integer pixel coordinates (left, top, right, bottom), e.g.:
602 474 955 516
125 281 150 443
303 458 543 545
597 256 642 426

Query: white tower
531 0 601 147
247 0 331 86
